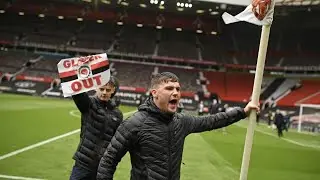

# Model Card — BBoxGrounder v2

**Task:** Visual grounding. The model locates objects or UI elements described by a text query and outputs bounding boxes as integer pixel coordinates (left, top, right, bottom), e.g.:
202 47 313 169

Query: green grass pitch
0 93 319 180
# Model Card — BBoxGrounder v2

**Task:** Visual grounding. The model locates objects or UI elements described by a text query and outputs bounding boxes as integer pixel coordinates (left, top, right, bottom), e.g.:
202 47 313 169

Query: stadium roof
48 0 320 6
198 0 320 6
2 0 319 19
197 0 252 6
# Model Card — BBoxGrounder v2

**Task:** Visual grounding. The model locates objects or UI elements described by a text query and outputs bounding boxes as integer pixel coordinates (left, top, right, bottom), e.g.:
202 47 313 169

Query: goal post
297 104 320 133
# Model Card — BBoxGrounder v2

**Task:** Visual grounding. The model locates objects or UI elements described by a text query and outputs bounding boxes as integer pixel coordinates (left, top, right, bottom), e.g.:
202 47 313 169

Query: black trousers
277 126 283 137
70 163 97 180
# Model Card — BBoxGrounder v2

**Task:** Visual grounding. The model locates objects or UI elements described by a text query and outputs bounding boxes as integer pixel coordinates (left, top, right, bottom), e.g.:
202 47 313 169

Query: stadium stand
113 62 154 89
0 50 38 69
158 66 200 92
0 66 17 73
224 72 254 102
300 92 320 104
158 29 198 60
204 72 254 102
266 79 298 100
0 1 318 108
204 71 226 99
74 21 120 50
0 11 319 67
114 25 156 55
277 80 320 106
197 34 224 63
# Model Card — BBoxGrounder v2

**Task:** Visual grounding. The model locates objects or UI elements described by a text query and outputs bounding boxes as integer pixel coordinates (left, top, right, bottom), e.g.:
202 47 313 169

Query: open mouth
169 99 178 105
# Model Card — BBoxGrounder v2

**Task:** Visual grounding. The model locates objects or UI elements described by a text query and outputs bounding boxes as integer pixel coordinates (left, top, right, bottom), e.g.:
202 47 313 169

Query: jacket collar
138 96 175 124
93 96 115 110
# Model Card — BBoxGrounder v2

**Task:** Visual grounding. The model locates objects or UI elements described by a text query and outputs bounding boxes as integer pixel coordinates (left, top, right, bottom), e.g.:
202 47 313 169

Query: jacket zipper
168 122 172 179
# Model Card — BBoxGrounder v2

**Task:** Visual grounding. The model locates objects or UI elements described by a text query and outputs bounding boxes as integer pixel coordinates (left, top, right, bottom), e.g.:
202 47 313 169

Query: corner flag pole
239 24 271 180
221 1 275 179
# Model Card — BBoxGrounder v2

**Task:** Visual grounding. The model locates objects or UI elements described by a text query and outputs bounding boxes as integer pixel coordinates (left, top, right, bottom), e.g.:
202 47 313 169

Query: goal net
291 104 320 133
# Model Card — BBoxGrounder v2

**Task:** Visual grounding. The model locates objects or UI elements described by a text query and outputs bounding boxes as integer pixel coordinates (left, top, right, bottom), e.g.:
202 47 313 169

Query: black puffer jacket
97 97 246 180
72 93 123 170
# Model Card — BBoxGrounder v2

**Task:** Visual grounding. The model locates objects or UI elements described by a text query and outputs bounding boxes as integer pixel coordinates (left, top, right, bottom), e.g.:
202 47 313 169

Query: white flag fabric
222 0 275 26
57 53 110 97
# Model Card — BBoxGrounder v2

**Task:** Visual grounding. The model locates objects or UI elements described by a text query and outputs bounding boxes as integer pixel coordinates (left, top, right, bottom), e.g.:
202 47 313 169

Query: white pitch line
235 123 320 150
0 129 80 161
0 174 46 180
254 128 320 150
258 122 318 136
0 110 136 161
196 134 238 176
69 110 80 118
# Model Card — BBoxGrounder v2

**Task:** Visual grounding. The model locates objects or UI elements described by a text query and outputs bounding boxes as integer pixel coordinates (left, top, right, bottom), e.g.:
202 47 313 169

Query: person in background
209 99 219 115
69 76 123 180
283 111 290 132
198 100 204 116
267 110 274 128
274 109 284 137
256 112 260 125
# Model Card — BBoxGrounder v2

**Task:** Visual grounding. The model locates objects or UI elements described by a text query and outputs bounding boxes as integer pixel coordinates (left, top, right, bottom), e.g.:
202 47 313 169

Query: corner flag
222 0 275 26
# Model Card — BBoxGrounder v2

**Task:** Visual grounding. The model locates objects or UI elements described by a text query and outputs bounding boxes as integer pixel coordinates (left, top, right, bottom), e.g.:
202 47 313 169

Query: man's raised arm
72 93 91 113
183 102 259 134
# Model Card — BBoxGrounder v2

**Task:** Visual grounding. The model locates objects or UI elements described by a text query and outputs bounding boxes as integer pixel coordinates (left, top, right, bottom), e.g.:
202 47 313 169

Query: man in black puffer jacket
70 76 123 180
97 72 259 180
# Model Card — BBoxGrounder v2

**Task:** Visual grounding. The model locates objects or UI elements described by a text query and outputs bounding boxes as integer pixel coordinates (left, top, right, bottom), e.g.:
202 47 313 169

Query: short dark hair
150 72 179 89
105 76 119 98
107 76 118 88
